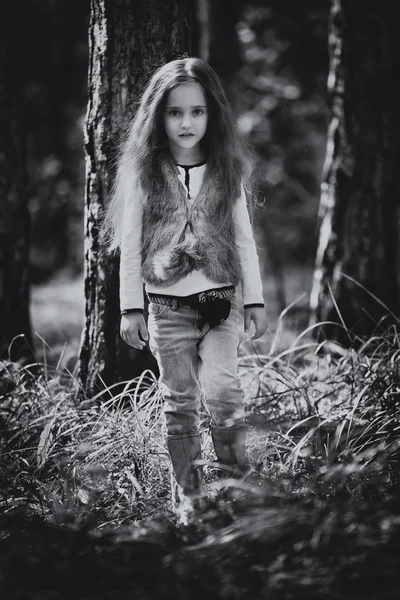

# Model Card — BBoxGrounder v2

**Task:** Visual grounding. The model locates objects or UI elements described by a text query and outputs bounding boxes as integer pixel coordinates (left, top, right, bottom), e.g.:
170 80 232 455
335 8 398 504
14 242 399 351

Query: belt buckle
198 290 219 304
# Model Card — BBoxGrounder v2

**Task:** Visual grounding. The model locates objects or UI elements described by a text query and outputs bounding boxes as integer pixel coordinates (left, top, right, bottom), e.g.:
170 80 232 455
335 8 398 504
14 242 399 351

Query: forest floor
3 265 400 599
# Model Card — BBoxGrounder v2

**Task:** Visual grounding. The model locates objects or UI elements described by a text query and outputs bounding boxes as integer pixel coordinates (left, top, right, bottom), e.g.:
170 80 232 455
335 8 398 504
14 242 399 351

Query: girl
103 57 268 503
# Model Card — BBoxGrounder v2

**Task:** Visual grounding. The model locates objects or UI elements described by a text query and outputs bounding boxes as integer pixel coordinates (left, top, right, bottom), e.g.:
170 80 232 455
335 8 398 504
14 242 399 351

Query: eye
193 109 204 116
167 109 181 117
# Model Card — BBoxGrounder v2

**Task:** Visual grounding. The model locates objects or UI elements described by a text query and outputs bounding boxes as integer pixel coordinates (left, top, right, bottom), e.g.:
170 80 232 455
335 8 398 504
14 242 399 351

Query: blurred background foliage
27 0 329 282
237 1 329 266
24 0 88 283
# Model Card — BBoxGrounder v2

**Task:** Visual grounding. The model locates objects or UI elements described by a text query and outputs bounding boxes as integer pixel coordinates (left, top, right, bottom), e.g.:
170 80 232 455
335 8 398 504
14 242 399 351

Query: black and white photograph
1 1 400 598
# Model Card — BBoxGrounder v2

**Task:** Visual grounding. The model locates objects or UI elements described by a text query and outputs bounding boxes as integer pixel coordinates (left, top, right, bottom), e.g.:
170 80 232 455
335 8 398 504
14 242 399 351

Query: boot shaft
211 425 249 476
167 433 202 496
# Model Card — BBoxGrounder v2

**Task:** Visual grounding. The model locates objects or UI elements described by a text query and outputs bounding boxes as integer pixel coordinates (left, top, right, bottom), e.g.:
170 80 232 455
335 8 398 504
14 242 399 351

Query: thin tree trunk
310 0 400 344
0 4 32 361
77 0 195 398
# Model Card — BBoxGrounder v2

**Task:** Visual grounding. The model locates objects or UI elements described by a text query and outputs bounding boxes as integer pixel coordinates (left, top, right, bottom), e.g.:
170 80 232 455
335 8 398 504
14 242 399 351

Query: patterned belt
147 285 235 308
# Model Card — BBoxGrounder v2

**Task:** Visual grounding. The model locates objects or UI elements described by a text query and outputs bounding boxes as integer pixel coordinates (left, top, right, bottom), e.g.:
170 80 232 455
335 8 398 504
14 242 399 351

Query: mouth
179 133 194 137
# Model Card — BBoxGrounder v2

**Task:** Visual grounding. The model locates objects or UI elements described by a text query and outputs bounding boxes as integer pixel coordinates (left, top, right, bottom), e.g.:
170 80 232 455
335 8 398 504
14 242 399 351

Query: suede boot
167 433 203 497
211 424 250 478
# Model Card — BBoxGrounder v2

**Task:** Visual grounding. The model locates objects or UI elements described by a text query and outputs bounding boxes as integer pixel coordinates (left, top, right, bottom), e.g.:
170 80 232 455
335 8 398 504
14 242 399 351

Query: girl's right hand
120 312 149 350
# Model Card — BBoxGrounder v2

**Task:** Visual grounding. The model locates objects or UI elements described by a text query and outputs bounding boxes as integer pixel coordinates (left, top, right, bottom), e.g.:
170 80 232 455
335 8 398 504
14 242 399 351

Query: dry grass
2 269 400 598
2 309 400 526
0 363 174 528
2 325 400 599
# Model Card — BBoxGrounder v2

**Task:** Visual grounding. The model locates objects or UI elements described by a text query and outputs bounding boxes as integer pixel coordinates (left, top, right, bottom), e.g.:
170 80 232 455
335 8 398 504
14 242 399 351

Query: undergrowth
2 320 400 524
2 316 400 598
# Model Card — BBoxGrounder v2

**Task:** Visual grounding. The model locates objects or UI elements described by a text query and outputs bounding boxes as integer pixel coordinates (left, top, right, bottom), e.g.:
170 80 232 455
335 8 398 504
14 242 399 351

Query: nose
181 112 192 129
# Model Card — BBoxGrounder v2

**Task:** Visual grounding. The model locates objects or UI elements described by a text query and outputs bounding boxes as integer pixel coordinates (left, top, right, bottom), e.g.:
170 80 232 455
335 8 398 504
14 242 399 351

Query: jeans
147 295 245 437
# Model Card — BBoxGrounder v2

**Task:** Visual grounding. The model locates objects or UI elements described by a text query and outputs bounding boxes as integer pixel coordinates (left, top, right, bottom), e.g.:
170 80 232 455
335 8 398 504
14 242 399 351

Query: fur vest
141 152 242 287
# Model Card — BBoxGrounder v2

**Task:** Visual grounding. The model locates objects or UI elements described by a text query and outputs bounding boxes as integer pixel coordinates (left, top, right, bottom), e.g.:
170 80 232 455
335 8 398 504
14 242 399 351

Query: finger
244 311 251 334
139 322 149 341
131 331 146 349
252 318 267 340
121 327 145 350
133 342 146 350
250 315 261 339
131 340 146 350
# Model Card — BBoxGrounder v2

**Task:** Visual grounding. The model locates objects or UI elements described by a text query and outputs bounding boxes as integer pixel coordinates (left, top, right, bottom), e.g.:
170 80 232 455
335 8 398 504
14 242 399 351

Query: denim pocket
148 302 170 319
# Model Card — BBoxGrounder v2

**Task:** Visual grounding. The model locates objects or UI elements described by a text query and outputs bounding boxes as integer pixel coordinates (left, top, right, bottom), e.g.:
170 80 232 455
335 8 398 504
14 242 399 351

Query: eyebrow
165 105 207 109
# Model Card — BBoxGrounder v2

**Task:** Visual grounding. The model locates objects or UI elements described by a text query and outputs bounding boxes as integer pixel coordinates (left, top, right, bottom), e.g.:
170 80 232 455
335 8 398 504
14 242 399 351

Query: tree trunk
0 4 32 361
76 0 195 398
310 0 400 344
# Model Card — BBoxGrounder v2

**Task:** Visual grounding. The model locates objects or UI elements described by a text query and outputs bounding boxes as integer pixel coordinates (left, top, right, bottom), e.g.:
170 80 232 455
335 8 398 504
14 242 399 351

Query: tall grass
2 330 400 599
2 310 400 528
0 359 173 527
3 306 400 598
249 330 400 501
2 276 400 597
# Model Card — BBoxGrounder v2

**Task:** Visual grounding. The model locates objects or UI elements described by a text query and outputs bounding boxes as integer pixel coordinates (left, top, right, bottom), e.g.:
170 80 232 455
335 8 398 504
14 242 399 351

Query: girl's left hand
244 306 268 340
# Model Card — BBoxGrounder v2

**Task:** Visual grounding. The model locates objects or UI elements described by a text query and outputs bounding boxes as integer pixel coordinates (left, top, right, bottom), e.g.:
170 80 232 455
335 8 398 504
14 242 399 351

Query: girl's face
163 82 208 162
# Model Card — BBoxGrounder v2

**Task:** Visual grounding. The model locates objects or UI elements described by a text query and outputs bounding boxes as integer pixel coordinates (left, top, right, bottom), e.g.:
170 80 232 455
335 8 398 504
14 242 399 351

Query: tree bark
310 0 400 344
0 4 32 361
77 0 195 398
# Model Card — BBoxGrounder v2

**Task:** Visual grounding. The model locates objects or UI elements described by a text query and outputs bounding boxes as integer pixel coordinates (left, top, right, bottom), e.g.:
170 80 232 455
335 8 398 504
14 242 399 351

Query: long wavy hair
102 57 253 253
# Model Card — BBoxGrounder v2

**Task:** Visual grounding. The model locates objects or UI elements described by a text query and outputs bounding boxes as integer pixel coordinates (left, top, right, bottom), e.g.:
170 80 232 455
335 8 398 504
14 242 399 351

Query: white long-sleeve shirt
120 162 264 311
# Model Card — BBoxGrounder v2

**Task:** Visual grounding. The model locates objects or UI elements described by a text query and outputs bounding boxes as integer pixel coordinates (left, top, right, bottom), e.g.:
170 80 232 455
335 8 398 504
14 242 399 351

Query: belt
147 286 235 329
147 285 235 309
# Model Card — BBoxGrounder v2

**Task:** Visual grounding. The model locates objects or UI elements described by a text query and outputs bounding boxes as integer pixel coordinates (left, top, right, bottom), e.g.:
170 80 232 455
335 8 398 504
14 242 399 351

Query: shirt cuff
120 308 144 315
244 303 265 309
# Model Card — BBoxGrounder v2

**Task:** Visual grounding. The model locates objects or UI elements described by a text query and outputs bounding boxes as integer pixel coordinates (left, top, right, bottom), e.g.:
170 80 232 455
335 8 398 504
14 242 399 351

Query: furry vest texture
141 152 242 287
